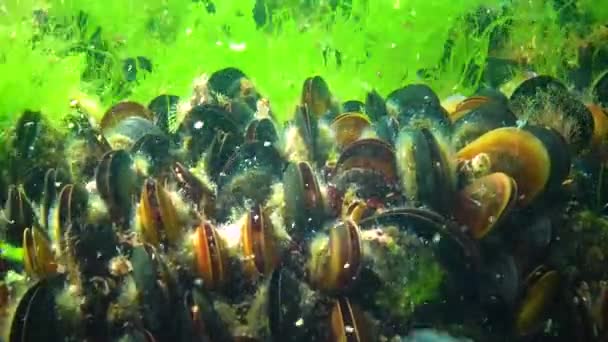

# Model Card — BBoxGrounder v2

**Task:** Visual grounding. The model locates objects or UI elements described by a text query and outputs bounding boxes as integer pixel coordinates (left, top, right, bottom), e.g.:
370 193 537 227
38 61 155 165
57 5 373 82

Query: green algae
0 0 606 130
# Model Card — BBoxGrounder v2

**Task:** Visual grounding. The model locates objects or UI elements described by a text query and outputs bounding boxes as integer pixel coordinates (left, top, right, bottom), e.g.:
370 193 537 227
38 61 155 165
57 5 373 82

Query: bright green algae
0 0 605 130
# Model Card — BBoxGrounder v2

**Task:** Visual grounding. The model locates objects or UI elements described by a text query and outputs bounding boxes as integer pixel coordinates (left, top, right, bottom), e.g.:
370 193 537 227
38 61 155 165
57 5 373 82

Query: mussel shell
180 285 231 342
478 253 520 312
514 267 560 336
130 132 171 169
172 162 216 216
242 204 280 278
523 125 571 194
331 112 372 150
177 104 241 162
373 115 400 146
588 103 608 150
457 127 551 206
147 94 180 134
358 208 480 283
23 226 56 279
301 75 333 118
4 185 35 245
205 130 243 182
218 141 284 188
294 105 322 165
245 117 279 144
268 267 316 341
451 101 517 150
386 84 451 136
335 138 397 183
332 138 398 202
341 100 365 115
310 220 363 292
395 128 454 213
137 178 181 248
95 149 137 226
329 297 374 342
453 172 517 239
9 276 63 342
40 169 69 231
53 184 88 255
283 161 324 240
9 110 64 202
129 245 175 340
208 67 248 98
365 90 388 122
593 70 608 108
100 101 154 132
510 75 594 154
510 75 568 101
192 221 229 290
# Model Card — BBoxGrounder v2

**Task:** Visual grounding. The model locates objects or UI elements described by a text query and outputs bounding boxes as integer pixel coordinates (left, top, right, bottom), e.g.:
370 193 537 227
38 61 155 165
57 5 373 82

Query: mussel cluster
1 67 608 341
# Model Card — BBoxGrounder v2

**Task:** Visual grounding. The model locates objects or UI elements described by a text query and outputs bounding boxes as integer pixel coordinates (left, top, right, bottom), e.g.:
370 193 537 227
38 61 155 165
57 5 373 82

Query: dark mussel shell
95 149 137 226
523 125 571 195
294 104 327 166
179 284 232 342
301 75 334 118
63 110 112 180
329 297 374 342
205 129 243 182
40 168 70 230
172 161 216 216
593 70 608 109
4 185 35 245
147 94 180 134
373 115 400 146
130 132 171 173
341 100 365 115
52 183 88 256
358 208 480 283
208 67 250 99
283 161 325 240
177 104 241 163
510 75 594 154
365 90 388 123
216 141 284 215
245 117 279 145
395 128 454 213
333 138 398 200
451 100 517 150
9 110 65 202
8 276 66 342
128 245 176 340
386 84 452 137
268 267 325 341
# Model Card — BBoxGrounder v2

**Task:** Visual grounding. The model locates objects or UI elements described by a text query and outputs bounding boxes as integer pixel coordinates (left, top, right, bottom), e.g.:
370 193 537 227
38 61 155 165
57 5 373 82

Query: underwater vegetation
0 0 608 341
1 0 607 130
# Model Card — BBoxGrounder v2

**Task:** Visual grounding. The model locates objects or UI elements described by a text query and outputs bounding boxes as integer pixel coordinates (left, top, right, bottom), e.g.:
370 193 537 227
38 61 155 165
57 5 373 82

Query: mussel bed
1 68 608 342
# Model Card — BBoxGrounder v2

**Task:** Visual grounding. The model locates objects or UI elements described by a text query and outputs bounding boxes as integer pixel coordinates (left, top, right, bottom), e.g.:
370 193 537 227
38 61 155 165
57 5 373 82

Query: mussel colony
1 67 608 341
